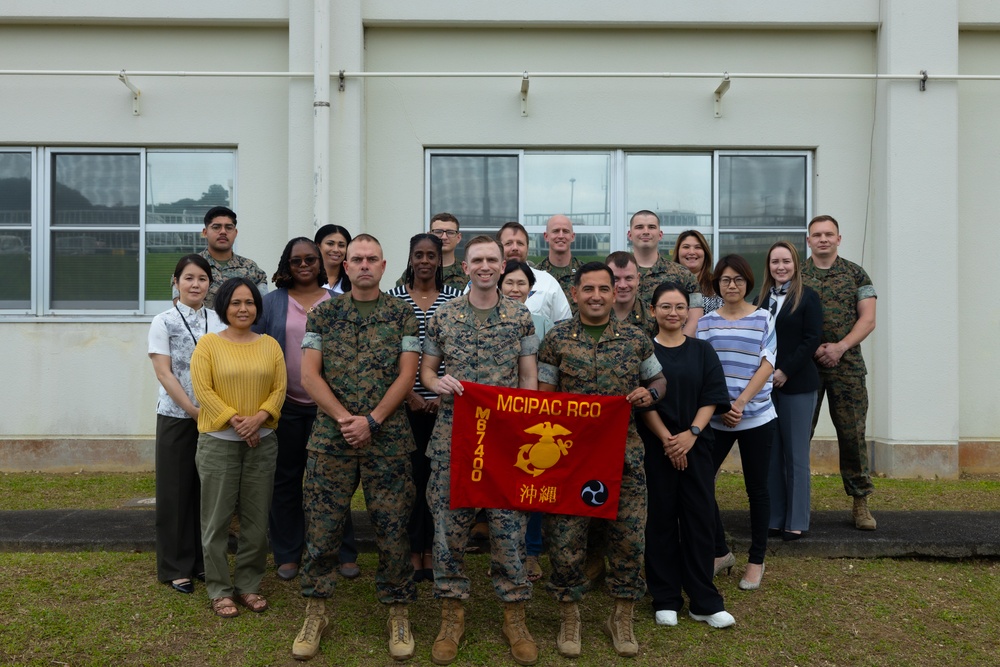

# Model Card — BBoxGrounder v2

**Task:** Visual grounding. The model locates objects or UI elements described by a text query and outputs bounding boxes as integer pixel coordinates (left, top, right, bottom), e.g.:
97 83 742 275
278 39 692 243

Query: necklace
174 304 207 346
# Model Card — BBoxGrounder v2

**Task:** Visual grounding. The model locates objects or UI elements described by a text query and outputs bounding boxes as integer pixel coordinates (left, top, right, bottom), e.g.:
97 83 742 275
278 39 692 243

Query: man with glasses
628 210 702 336
172 206 268 308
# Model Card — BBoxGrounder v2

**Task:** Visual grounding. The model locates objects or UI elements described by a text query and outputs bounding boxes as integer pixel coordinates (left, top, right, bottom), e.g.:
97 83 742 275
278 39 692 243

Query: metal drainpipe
313 0 331 232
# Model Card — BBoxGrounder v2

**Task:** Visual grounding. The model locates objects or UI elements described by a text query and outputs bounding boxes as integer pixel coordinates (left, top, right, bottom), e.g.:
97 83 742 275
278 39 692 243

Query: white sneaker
688 610 736 628
654 610 678 626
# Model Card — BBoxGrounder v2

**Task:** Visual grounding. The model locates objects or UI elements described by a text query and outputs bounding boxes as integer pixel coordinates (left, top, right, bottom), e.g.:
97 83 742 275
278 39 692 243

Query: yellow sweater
191 333 287 433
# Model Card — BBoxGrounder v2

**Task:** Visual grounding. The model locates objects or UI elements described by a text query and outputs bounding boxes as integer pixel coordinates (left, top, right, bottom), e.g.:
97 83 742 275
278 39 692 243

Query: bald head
544 214 576 261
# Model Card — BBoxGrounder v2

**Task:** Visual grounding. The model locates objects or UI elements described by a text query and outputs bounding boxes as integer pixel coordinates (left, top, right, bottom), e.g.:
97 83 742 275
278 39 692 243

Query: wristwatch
690 425 702 436
648 387 660 402
366 414 382 434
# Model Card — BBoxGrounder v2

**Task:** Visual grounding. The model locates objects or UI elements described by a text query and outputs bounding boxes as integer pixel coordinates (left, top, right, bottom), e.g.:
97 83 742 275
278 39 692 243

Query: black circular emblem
580 480 608 507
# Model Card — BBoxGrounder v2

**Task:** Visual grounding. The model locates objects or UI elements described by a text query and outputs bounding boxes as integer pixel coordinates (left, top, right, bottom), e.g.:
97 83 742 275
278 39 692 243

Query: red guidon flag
450 382 631 520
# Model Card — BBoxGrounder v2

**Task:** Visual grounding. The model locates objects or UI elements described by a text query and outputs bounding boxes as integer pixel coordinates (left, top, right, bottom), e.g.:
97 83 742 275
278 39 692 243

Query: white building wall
2 0 999 473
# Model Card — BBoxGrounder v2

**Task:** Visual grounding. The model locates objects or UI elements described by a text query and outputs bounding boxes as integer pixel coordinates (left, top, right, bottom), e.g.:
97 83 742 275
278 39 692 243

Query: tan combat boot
502 601 539 665
292 597 329 661
604 598 638 657
853 496 877 530
556 601 582 658
431 598 465 665
387 603 415 661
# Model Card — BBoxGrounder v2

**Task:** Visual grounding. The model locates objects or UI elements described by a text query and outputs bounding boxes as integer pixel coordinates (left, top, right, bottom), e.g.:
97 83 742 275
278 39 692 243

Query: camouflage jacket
536 256 581 309
199 250 268 308
302 292 420 456
637 254 702 310
538 316 662 469
802 255 877 377
423 295 537 461
611 296 657 338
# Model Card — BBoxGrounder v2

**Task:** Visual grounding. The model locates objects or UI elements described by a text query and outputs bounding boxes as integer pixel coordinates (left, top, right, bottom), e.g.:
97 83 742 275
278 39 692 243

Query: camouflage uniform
537 316 662 602
611 296 657 339
169 250 268 309
299 293 420 604
536 256 582 311
636 255 703 312
802 256 877 499
396 263 469 293
423 295 537 601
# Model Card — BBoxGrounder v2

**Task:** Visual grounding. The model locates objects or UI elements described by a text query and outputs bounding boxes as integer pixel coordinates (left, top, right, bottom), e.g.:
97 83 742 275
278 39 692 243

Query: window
425 149 811 273
0 148 235 316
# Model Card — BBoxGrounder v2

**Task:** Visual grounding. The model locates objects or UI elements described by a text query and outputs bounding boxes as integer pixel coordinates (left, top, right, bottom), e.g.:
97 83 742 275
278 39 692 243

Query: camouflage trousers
300 451 416 604
427 459 532 602
812 373 875 498
544 463 647 602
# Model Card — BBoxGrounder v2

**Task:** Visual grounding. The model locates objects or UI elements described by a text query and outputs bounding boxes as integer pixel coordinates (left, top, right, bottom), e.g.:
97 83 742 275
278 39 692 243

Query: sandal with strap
211 597 240 618
236 592 269 613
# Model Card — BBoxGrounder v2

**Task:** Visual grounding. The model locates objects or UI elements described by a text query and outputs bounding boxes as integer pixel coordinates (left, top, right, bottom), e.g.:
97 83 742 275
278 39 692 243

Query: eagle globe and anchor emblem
513 421 609 507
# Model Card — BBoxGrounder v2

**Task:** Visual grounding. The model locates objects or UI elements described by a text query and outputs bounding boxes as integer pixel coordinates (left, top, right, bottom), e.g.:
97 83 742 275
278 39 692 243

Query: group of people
147 206 878 663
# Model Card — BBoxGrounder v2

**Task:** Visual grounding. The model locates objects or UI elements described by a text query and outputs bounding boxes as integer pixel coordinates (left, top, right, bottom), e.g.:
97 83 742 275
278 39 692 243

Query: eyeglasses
290 256 320 267
430 229 459 238
718 276 747 287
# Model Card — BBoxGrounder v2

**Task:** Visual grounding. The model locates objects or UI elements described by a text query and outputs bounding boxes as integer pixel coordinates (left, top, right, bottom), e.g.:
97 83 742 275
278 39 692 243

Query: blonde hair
759 241 804 313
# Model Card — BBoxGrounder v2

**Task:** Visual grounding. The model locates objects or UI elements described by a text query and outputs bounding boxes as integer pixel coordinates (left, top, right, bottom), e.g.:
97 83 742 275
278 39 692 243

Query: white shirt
525 267 573 322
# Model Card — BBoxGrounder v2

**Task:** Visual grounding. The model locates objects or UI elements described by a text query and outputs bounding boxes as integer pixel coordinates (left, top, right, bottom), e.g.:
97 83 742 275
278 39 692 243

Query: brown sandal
236 592 269 613
211 597 240 618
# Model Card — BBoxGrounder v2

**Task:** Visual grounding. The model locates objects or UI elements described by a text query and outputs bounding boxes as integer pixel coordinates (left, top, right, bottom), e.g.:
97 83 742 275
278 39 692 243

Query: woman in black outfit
638 282 735 629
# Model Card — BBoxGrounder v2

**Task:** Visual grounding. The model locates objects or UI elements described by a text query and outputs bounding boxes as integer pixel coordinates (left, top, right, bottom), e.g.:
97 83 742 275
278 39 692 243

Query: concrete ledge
871 440 960 479
0 439 155 472
959 440 1000 474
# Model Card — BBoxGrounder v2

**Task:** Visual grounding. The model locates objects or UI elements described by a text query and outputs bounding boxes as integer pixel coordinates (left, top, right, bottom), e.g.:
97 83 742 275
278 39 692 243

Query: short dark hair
214 277 263 325
808 214 840 232
605 251 637 270
573 261 614 287
712 254 755 296
629 210 659 228
204 206 237 227
651 281 690 307
496 221 529 244
465 235 504 256
430 212 460 230
173 254 213 283
499 260 536 289
272 237 326 290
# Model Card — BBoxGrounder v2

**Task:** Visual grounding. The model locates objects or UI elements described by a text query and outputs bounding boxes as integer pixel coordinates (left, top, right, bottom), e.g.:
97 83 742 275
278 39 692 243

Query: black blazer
768 285 823 394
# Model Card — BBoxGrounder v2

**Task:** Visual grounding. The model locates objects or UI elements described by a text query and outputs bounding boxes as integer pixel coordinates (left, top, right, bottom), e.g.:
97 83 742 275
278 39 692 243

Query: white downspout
313 0 331 231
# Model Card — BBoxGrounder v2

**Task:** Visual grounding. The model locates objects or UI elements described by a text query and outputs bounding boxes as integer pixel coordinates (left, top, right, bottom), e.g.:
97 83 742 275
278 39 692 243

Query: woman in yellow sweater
192 277 287 618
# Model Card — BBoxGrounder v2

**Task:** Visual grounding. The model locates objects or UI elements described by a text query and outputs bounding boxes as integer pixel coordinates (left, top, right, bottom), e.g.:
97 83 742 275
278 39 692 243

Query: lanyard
175 304 207 346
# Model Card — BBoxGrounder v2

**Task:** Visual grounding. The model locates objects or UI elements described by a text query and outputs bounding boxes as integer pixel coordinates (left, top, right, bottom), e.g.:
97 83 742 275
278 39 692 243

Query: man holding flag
537 262 665 659
419 235 540 666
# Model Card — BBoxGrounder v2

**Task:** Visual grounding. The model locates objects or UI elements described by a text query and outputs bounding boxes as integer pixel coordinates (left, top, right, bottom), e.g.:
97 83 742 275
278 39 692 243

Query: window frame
424 147 813 262
0 146 237 318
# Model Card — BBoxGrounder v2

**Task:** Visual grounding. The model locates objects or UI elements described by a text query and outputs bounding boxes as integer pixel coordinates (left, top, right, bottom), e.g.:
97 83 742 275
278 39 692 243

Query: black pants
642 428 724 615
271 400 357 566
711 420 775 565
406 406 436 554
155 414 204 582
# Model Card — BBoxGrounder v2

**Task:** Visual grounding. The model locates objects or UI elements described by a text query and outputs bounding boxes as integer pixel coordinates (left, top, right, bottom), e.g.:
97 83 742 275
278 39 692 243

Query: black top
638 336 731 449
771 286 823 394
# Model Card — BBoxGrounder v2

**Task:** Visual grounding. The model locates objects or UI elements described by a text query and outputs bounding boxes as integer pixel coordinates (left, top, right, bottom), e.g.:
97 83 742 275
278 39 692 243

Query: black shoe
169 579 194 594
782 531 805 542
768 528 782 538
412 569 425 583
194 572 206 582
421 568 434 583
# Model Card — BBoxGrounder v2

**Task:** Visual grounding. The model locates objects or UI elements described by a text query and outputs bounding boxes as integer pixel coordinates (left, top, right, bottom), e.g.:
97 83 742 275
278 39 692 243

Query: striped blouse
387 284 462 399
696 307 777 431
